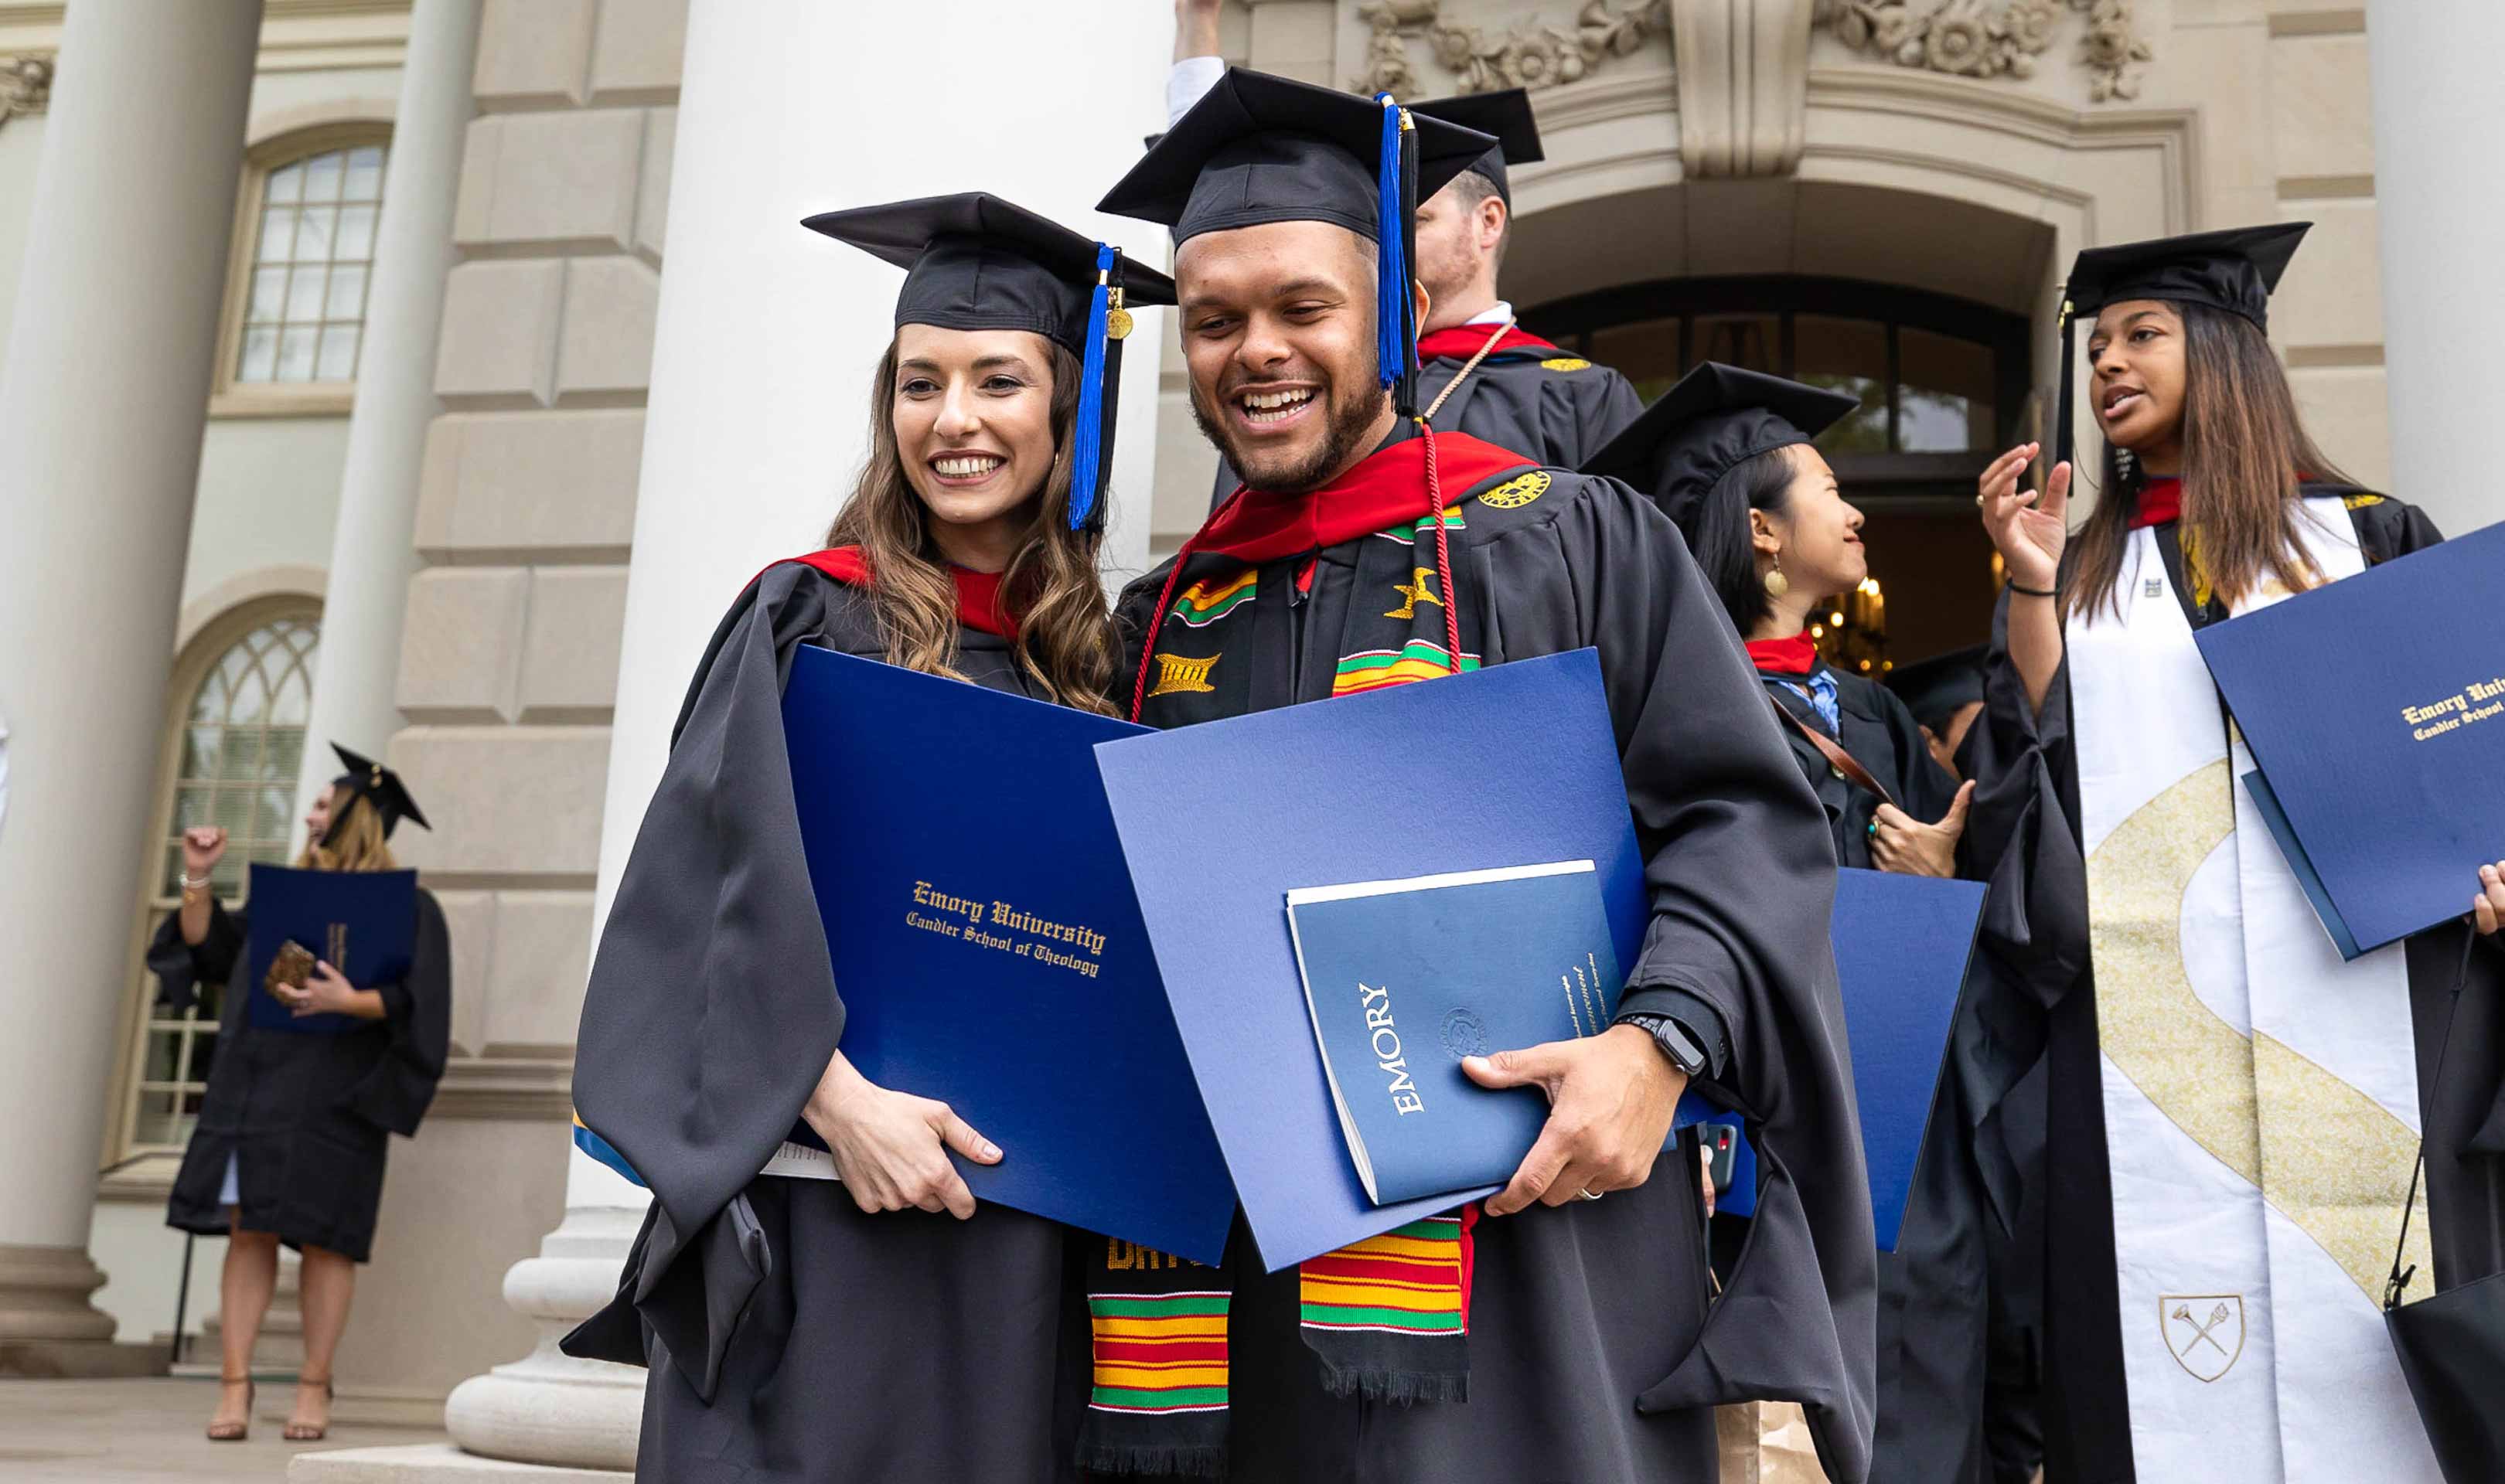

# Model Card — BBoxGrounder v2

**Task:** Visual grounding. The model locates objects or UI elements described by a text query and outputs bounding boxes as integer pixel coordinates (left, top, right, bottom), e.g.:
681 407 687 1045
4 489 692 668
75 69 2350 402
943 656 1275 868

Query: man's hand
1464 1023 1685 1216
2476 859 2505 936
802 1048 1002 1218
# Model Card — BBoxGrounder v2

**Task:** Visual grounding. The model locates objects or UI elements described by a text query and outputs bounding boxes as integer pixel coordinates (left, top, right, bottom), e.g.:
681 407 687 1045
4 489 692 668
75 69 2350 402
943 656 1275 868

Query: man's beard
1191 373 1389 496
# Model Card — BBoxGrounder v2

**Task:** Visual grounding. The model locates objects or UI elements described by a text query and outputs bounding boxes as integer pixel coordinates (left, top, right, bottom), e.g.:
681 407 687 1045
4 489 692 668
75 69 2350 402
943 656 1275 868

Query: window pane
1899 328 1995 453
132 1089 179 1149
255 785 294 841
1794 315 1890 455
285 265 327 322
336 204 377 261
266 162 305 205
294 205 336 263
172 785 218 832
343 147 384 203
247 267 288 324
1586 316 1683 405
143 1028 185 1084
278 325 319 380
237 327 278 382
256 207 296 263
325 265 366 320
181 723 221 778
1690 314 1779 374
302 150 343 203
316 325 360 381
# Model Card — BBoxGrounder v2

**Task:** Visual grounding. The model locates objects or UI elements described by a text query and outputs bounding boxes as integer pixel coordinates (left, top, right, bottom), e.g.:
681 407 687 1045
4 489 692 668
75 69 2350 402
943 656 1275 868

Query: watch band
1619 1012 1709 1078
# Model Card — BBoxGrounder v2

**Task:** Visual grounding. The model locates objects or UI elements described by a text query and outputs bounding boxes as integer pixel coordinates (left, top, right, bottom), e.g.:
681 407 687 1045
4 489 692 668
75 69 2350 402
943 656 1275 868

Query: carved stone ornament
1353 0 1672 98
1813 0 2152 101
0 54 52 130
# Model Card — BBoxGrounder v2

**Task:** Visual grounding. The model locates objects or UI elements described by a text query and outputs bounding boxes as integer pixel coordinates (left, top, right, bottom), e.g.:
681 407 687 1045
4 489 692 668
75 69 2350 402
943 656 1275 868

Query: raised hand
181 825 229 877
1978 442 2069 593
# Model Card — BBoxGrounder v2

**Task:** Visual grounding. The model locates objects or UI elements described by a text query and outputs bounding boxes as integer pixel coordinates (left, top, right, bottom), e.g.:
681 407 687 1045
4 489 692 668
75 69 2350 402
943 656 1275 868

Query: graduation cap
1580 362 1861 531
1097 67 1498 414
1407 87 1543 204
2052 222 2310 472
802 192 1178 532
1884 644 1988 733
327 743 428 846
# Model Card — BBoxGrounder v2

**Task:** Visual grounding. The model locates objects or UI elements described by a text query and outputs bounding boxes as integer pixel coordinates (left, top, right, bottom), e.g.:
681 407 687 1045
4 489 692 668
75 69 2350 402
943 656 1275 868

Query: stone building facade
0 0 2493 1478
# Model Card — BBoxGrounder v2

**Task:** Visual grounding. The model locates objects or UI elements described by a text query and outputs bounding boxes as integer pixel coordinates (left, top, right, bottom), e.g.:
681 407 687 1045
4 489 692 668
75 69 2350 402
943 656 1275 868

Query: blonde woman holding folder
564 196 1170 1482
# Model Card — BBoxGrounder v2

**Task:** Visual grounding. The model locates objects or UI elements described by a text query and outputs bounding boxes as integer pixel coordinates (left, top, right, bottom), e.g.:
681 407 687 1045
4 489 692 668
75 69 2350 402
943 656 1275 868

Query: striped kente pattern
1168 570 1256 628
1331 639 1482 697
1371 504 1467 546
1086 1290 1231 1414
1297 1215 1469 1335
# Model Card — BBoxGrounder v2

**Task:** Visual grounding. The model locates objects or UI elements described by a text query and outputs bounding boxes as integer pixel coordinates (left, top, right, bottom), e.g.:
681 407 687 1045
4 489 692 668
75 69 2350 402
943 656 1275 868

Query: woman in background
152 747 448 1443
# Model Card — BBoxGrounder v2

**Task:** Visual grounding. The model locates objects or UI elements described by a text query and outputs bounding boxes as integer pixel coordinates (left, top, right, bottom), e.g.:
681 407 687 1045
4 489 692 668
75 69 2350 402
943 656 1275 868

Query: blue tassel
1069 243 1113 530
1375 92 1406 390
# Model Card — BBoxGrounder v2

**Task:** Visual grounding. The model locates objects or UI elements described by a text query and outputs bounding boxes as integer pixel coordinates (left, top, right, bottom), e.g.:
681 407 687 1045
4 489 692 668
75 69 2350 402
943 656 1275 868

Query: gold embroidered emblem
2159 1295 2245 1383
1385 567 1443 620
1479 471 1549 510
1147 652 1219 698
1539 357 1590 372
2342 492 2385 509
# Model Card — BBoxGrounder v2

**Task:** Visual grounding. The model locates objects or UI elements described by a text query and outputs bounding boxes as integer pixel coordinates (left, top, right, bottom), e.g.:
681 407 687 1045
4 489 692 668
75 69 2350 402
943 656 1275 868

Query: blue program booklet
1095 650 1649 1269
778 645 1233 1263
2193 519 2505 956
244 863 418 1035
1286 860 1622 1206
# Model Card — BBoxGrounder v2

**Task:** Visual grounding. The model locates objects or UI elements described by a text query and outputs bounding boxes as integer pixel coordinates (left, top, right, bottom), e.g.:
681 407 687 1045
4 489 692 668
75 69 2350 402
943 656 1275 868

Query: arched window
211 124 390 417
1525 276 2032 666
117 606 321 1156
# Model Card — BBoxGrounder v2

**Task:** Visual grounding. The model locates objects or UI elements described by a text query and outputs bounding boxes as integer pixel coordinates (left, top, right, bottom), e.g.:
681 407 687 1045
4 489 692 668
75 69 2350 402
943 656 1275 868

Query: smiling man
1090 66 1878 1484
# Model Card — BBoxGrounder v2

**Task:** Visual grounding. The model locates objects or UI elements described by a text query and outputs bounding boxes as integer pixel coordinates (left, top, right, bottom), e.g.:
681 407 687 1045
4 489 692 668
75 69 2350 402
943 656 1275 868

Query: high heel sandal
206 1374 254 1441
283 1375 335 1442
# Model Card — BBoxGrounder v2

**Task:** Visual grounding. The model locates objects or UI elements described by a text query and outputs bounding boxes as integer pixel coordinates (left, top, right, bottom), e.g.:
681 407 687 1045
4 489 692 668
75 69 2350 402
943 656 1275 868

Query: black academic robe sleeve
1573 363 1645 461
346 889 451 1137
569 563 847 1403
1542 483 1877 1482
148 897 246 1017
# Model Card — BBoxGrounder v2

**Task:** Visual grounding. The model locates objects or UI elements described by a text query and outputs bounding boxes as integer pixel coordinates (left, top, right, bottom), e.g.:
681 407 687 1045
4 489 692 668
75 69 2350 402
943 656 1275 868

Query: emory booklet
1286 860 1622 1206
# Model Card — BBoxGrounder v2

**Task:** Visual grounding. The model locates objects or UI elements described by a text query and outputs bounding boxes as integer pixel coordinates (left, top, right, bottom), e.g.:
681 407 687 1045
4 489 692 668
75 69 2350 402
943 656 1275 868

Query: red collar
1414 323 1561 364
2129 476 2183 530
1195 431 1535 567
769 546 1018 638
1744 631 1820 676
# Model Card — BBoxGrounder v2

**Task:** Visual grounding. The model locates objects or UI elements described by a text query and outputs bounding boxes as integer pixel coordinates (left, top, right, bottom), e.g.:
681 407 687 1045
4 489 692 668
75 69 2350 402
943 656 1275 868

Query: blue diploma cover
2193 519 2505 956
244 863 418 1034
779 646 1233 1263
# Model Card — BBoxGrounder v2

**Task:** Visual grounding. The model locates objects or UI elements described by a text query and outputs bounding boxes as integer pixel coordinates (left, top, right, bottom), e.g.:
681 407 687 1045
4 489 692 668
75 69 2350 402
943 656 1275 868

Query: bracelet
2006 580 2057 598
180 871 213 890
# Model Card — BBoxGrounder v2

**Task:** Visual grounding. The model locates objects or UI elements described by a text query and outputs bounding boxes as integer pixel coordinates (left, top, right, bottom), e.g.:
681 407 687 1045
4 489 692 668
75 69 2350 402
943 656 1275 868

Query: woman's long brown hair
295 784 398 873
2064 301 2355 625
823 339 1120 715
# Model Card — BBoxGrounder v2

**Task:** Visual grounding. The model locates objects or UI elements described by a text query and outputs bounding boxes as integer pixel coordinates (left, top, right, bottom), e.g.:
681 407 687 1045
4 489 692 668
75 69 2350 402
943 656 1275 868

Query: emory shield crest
2159 1294 2246 1382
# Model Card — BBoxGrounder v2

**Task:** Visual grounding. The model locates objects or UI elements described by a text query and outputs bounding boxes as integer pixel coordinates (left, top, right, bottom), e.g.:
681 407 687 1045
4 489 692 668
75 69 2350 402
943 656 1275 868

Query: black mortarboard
327 743 428 845
1097 67 1498 414
1580 362 1860 531
2053 222 2310 471
1407 88 1542 204
802 192 1178 530
1883 645 1988 733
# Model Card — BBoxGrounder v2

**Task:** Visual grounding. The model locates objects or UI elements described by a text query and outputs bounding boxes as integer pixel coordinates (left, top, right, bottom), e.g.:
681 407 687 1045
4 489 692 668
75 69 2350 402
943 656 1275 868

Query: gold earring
1764 555 1790 599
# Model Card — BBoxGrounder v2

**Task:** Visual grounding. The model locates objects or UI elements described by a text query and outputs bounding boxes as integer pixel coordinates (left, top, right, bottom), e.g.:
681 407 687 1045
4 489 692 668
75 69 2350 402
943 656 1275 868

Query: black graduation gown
1125 424 1877 1484
561 564 1097 1484
1208 345 1644 510
1764 662 2023 1484
146 889 450 1263
1956 489 2505 1484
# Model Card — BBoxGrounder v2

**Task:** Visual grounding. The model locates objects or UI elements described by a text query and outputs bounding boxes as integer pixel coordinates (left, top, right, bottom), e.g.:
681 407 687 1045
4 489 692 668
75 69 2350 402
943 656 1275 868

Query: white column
2369 0 2505 539
288 0 482 844
0 0 262 1369
411 2 1173 1474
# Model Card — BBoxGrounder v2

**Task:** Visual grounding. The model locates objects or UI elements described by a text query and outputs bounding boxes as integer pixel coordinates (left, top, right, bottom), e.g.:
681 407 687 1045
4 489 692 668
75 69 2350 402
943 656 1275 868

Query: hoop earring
1764 554 1790 600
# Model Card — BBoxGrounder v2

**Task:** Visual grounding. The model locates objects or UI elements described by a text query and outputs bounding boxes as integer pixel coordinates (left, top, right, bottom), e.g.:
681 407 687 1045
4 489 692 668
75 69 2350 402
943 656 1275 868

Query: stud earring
1764 555 1790 600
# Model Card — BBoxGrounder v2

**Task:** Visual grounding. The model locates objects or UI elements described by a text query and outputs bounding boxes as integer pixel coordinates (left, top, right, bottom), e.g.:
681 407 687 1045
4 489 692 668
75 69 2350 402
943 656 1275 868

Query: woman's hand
802 1049 1001 1218
1978 443 2069 593
1869 780 1975 879
2476 860 2505 936
277 960 384 1019
181 826 228 879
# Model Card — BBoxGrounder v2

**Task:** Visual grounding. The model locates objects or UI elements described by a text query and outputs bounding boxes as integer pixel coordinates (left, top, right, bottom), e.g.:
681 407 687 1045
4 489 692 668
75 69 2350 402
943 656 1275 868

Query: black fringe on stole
1075 1441 1229 1478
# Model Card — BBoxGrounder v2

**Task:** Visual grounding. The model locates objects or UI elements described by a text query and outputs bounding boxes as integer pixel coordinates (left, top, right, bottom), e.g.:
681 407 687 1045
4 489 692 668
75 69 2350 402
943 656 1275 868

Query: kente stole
1079 432 1539 1475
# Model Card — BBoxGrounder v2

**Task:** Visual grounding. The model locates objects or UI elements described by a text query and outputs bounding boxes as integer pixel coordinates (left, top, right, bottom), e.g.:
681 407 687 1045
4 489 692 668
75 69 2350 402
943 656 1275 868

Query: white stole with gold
2067 495 2439 1482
